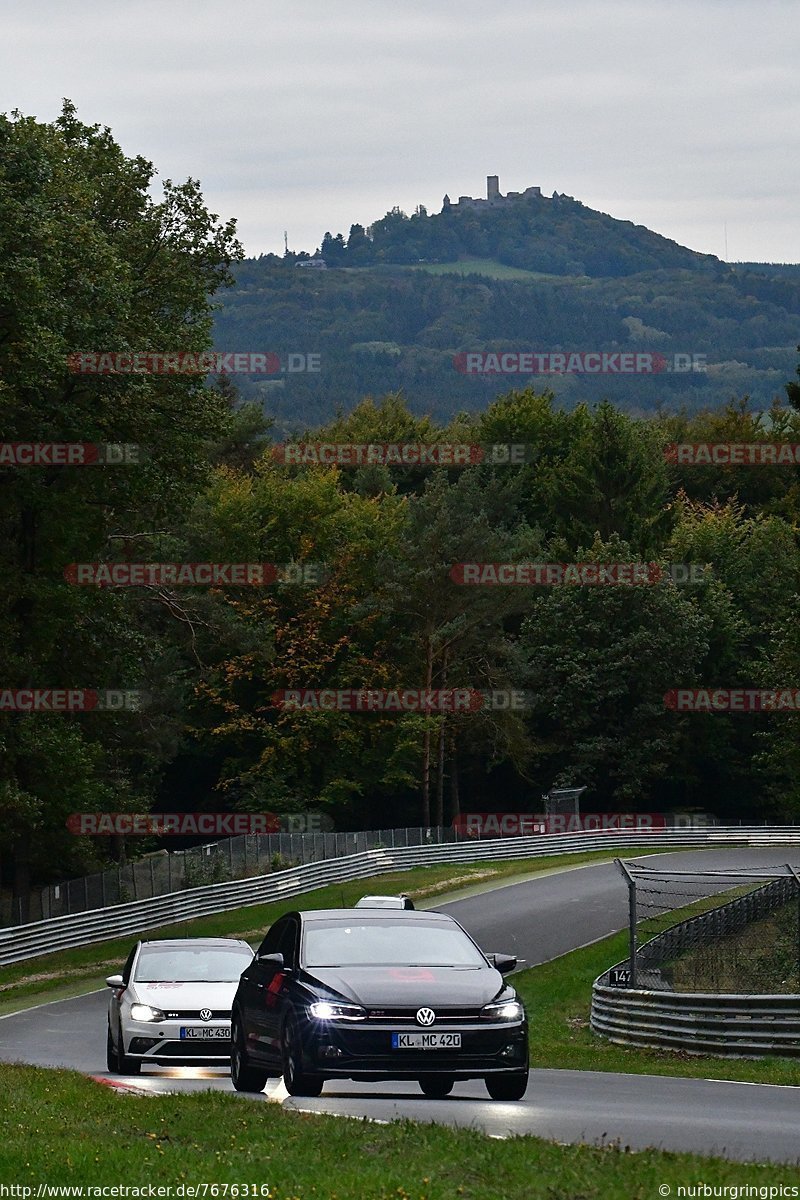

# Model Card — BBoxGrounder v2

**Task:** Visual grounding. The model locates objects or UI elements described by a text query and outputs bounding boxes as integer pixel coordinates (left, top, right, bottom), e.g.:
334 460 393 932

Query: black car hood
304 964 504 1008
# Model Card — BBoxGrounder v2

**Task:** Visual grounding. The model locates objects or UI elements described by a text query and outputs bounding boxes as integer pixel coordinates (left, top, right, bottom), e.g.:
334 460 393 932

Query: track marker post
615 858 637 989
786 862 800 992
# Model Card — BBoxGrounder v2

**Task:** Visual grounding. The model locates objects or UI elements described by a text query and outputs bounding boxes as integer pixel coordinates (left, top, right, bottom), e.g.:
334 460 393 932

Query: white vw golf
106 937 254 1074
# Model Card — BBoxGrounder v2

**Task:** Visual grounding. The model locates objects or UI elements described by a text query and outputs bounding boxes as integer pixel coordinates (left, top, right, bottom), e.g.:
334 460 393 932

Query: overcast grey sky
3 0 798 263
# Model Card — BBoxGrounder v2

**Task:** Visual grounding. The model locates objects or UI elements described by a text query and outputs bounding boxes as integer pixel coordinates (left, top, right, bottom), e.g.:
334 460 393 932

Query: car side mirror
487 953 517 974
105 974 125 988
257 952 284 968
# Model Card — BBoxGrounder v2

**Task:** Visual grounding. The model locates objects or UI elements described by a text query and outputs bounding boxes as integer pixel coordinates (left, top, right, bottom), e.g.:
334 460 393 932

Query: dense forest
3 106 800 909
214 255 800 427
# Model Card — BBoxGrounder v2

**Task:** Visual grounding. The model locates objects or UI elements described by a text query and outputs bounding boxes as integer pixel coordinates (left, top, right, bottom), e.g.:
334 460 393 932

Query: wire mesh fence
608 860 800 993
1 825 460 926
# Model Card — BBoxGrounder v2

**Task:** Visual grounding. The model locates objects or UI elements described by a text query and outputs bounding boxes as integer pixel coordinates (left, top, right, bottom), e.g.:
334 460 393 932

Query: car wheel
116 1022 142 1076
230 1018 269 1093
281 1017 324 1097
106 1024 117 1072
418 1075 455 1098
485 1070 528 1101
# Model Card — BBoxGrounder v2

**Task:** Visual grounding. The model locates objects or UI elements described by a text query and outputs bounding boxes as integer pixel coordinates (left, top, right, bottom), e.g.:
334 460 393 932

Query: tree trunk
449 735 460 821
435 718 446 828
434 646 448 828
420 634 433 825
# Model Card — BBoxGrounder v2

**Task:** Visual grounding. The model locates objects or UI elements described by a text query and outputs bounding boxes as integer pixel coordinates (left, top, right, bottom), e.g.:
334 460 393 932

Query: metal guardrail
591 986 800 1057
13 816 795 927
1 825 795 968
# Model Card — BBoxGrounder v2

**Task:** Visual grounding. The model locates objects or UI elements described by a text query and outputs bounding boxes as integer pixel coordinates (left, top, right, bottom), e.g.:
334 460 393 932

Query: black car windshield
135 945 253 982
302 919 486 967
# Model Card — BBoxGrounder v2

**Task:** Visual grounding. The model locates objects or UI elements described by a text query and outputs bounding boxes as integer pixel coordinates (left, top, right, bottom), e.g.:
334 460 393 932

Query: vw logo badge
415 1007 435 1027
199 1008 212 1022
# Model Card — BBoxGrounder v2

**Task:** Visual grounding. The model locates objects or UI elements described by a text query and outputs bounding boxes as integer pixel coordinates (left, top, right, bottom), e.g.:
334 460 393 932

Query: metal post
786 864 800 992
615 859 637 988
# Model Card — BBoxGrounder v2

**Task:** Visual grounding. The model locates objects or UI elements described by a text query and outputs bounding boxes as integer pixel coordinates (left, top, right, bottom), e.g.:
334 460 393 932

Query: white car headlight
480 999 524 1021
308 1001 366 1021
129 1003 166 1022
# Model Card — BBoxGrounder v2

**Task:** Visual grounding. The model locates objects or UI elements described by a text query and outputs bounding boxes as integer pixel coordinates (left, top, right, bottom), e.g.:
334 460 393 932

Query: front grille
365 1007 482 1024
146 1041 231 1058
161 1010 230 1020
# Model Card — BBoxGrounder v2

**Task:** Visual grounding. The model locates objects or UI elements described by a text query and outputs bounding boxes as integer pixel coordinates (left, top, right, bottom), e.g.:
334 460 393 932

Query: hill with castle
304 175 723 276
212 177 800 430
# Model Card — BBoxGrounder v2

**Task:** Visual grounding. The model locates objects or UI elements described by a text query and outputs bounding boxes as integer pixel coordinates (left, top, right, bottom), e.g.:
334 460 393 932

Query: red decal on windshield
386 968 435 982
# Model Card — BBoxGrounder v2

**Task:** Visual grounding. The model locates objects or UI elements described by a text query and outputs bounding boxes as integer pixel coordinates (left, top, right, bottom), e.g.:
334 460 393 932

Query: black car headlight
129 1003 166 1022
480 999 524 1021
307 1001 367 1021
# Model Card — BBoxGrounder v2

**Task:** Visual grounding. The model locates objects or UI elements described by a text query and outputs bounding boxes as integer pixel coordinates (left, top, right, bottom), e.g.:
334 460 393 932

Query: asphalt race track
2 848 799 1165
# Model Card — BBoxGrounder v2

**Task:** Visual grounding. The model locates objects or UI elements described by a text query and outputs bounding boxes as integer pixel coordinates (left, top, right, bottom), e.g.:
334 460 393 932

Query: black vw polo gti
230 908 528 1099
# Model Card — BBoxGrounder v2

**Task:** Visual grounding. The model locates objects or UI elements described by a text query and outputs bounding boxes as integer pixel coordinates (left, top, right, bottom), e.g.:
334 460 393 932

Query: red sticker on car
386 967 435 982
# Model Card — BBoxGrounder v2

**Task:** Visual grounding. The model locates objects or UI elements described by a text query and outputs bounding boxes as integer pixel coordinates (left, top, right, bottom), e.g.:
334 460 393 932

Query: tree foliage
3 106 800 912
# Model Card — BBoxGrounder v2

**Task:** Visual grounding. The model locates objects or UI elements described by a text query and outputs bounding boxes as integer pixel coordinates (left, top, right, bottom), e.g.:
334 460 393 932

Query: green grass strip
0 1061 794 1194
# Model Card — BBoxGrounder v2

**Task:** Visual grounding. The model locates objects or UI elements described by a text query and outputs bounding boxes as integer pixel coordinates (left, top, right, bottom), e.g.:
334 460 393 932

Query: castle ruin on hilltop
442 176 543 212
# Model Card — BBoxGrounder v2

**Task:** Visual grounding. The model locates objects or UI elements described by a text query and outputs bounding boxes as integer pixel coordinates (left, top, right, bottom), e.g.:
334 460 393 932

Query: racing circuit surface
2 848 799 1165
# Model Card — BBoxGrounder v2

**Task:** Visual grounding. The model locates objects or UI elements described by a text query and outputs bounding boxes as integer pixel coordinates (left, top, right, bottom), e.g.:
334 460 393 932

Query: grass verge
0 847 665 1015
669 899 800 994
0 1062 794 1194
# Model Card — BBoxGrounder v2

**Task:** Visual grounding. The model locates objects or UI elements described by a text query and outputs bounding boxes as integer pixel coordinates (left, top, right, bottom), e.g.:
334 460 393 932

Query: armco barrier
1 826 797 968
591 986 800 1057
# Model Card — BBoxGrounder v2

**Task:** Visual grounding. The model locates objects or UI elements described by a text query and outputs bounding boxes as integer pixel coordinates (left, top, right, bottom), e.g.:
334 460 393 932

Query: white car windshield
303 920 486 967
135 946 252 982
